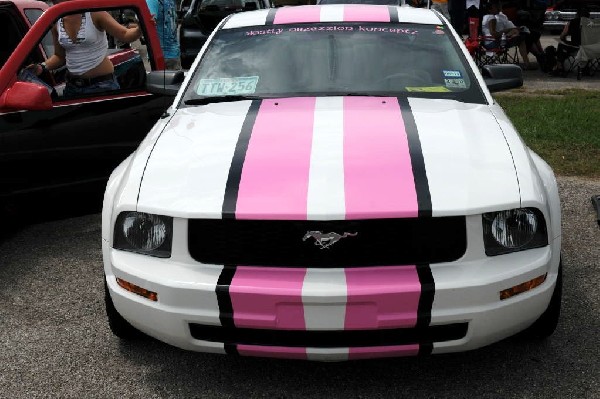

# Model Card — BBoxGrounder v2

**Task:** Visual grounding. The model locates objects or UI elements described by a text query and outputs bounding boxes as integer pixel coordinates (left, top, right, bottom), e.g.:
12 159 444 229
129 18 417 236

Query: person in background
406 0 427 8
482 0 536 70
449 0 467 36
30 10 143 96
466 0 482 18
466 0 482 36
552 7 590 75
529 0 548 33
431 0 451 21
516 6 546 70
146 0 181 70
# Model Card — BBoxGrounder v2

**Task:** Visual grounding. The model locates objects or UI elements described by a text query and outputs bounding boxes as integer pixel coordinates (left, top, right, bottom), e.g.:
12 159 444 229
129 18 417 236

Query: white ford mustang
102 5 562 361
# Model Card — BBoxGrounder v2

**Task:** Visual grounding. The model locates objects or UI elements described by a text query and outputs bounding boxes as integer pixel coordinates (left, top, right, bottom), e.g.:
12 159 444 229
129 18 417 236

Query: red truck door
0 0 171 215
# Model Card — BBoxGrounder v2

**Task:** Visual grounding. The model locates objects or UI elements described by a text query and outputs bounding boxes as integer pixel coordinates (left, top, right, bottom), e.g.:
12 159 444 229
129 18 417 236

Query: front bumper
543 21 568 29
103 216 560 361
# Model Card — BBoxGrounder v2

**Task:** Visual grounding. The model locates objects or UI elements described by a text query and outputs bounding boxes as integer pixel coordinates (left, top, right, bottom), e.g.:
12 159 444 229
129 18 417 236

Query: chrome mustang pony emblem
302 231 358 249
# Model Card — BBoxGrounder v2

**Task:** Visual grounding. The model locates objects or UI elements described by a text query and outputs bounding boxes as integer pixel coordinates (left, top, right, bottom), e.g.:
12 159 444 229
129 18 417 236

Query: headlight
482 208 548 256
113 212 173 258
545 11 558 21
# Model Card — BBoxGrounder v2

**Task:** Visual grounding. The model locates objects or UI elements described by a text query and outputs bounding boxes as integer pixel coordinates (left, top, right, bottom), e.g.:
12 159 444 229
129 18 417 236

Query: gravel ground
0 176 598 399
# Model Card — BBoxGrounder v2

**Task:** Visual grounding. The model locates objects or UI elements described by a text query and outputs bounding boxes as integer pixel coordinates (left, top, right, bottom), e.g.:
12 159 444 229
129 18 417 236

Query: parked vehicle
544 0 600 32
0 0 173 217
179 0 272 69
104 5 562 361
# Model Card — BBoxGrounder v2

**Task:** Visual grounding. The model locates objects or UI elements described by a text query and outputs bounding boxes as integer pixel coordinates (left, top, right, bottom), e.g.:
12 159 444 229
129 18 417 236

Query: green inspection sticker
196 76 260 96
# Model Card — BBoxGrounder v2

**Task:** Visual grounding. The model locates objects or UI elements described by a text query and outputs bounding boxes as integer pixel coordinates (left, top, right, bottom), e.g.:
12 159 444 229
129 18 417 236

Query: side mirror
482 64 523 92
4 81 53 111
146 70 185 96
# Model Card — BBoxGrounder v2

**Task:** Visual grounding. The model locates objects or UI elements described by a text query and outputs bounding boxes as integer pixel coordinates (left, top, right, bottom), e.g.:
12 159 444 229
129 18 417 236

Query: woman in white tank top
32 9 143 96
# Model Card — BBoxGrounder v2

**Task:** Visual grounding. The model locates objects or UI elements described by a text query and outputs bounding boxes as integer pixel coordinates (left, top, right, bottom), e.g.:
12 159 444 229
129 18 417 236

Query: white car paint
102 5 561 361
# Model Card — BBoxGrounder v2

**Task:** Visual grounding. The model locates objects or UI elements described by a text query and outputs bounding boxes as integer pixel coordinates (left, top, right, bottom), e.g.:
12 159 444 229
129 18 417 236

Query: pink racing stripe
273 6 321 24
348 344 420 360
229 266 307 329
343 5 390 22
236 98 316 219
344 266 421 329
343 97 418 219
237 345 308 360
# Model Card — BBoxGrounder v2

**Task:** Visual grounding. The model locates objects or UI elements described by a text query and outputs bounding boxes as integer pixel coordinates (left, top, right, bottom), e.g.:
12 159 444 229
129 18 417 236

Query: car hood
137 97 521 219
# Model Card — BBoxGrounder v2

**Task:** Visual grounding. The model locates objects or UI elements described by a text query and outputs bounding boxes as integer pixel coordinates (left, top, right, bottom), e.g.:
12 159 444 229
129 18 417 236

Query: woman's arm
93 11 142 43
559 21 570 41
488 18 501 39
33 24 66 75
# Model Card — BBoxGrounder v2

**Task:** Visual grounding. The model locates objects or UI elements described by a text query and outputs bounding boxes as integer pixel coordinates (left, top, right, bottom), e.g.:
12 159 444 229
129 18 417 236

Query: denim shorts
64 75 120 97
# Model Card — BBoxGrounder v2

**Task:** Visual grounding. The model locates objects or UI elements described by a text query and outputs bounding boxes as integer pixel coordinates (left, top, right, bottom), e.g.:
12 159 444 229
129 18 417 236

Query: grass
495 89 600 178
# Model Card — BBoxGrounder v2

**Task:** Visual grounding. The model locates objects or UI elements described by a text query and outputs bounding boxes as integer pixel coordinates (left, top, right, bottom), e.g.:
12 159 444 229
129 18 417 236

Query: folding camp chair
466 17 520 69
574 17 600 80
475 36 521 68
556 42 580 77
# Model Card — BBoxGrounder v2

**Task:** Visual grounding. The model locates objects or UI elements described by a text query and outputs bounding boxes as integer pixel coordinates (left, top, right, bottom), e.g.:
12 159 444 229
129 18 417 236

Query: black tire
0 199 20 238
520 261 562 339
104 279 145 340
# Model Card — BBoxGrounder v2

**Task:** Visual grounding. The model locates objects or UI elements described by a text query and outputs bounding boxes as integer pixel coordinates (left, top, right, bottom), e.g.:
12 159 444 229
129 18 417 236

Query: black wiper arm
335 92 395 97
184 95 262 105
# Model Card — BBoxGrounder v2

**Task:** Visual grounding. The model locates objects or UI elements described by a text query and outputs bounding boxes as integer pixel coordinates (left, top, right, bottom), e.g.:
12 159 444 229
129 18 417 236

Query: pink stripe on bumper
344 266 421 329
343 97 418 219
237 345 308 360
273 6 321 24
236 98 316 219
343 5 390 22
348 344 420 360
229 267 307 329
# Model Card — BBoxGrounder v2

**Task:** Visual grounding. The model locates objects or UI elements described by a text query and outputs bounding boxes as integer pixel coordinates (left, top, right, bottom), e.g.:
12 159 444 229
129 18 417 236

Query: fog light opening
116 278 158 302
499 274 547 300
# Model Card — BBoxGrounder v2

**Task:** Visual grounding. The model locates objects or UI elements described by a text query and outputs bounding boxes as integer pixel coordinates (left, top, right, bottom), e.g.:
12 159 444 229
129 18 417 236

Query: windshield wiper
184 95 262 105
324 92 396 98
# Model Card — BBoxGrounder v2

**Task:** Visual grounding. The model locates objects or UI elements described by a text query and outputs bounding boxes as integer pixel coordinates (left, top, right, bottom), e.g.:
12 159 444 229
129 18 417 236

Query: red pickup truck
0 0 173 220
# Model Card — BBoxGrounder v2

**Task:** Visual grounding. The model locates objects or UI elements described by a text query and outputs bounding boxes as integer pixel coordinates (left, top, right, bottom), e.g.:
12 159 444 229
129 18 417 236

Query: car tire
104 278 145 340
0 199 20 237
520 260 563 339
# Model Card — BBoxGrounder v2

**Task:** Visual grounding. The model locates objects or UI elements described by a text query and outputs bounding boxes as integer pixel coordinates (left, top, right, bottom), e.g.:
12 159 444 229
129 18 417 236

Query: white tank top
57 12 108 75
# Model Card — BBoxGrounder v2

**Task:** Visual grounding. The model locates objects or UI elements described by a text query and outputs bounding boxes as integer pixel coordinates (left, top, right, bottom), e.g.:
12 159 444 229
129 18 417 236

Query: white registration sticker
444 78 467 89
196 76 259 96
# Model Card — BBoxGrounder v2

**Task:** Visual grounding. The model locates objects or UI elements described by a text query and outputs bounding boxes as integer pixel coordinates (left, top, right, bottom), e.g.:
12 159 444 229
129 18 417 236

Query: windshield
318 0 400 4
182 22 485 105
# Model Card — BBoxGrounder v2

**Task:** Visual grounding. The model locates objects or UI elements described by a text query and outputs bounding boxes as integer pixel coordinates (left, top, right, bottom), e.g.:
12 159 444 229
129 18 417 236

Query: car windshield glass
182 22 486 105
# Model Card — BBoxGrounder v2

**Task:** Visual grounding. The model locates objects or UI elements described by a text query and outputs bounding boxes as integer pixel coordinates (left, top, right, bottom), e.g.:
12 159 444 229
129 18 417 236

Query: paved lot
0 176 598 399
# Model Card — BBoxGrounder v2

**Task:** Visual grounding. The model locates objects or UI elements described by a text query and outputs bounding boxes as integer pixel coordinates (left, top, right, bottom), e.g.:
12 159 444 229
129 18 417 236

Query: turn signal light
116 278 158 302
500 274 547 300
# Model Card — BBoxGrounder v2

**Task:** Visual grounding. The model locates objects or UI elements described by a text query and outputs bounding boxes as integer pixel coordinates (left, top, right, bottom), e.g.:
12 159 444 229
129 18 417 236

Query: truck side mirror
3 81 53 111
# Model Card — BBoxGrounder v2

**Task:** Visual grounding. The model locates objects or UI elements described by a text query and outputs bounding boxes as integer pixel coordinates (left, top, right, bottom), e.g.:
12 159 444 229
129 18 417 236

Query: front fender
528 149 562 244
101 112 172 242
102 154 135 242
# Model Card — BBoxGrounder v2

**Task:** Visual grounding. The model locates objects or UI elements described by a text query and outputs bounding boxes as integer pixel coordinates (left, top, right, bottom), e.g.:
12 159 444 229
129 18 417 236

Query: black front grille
188 217 466 267
189 323 468 347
